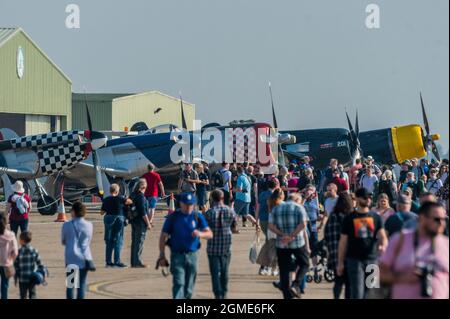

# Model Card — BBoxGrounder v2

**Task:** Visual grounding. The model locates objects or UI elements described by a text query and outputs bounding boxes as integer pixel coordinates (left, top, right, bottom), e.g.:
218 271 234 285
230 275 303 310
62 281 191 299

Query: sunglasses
429 216 447 224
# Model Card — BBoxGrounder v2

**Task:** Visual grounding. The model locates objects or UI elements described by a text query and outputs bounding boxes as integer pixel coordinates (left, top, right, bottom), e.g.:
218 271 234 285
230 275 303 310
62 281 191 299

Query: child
14 231 45 299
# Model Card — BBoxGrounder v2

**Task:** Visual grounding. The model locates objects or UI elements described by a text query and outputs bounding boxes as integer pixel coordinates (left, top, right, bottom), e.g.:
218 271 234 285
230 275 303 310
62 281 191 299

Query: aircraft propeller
420 92 441 161
179 92 188 131
345 109 362 164
85 97 108 197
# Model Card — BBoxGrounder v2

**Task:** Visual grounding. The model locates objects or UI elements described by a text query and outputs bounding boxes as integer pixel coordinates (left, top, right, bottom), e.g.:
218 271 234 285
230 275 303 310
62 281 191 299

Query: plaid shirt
324 212 345 270
269 202 306 249
205 204 237 256
14 244 43 283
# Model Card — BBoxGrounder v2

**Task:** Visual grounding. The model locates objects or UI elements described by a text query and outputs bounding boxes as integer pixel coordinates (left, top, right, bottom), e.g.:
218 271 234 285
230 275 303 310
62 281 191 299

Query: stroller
305 239 335 283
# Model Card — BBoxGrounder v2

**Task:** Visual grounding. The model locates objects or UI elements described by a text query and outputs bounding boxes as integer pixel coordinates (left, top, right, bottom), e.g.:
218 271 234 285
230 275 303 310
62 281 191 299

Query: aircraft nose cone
90 131 108 150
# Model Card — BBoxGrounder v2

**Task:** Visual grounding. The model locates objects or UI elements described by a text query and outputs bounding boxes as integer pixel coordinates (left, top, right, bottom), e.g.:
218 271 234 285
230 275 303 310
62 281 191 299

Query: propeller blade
345 110 355 134
431 142 441 162
420 92 431 136
355 109 360 137
179 93 188 130
269 82 278 129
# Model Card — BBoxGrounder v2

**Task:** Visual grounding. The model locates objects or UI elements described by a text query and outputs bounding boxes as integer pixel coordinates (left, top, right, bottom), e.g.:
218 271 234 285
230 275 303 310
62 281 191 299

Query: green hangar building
72 91 196 132
0 27 72 136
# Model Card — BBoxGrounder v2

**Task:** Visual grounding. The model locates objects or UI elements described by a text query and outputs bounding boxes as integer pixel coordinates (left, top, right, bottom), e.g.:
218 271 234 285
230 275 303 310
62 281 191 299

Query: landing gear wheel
324 269 335 282
37 195 58 216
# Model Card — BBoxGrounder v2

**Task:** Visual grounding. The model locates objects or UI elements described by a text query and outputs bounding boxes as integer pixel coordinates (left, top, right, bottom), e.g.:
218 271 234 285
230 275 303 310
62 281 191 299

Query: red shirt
8 192 31 221
142 172 162 197
331 177 349 193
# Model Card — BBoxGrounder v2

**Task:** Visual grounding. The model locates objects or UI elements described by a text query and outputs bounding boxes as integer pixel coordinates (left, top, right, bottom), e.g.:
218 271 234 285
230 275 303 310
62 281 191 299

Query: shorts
146 196 158 209
234 200 250 217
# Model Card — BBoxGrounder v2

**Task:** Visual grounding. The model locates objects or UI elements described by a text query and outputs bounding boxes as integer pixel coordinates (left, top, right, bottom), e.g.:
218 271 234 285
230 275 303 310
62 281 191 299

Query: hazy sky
1 0 448 152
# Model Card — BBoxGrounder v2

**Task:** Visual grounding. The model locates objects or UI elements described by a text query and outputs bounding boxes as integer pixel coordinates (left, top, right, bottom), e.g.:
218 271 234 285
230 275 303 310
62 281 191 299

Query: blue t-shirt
235 173 251 203
304 198 319 233
162 210 209 253
258 190 272 222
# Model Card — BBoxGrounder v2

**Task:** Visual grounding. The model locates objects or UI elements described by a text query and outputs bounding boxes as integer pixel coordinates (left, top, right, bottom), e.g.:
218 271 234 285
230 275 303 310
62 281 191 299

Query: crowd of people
0 156 448 300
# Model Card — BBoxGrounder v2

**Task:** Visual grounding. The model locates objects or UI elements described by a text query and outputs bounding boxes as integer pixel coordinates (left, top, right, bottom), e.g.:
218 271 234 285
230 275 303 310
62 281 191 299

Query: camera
416 264 434 298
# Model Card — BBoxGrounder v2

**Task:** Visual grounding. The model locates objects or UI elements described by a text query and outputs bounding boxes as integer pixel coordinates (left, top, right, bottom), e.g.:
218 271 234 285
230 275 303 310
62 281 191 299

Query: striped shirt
205 204 237 256
14 244 43 283
269 201 307 249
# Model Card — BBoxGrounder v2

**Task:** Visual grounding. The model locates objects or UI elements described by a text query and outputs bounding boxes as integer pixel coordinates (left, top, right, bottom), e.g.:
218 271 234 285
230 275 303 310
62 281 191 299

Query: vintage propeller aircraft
0 117 107 214
267 84 442 169
44 94 287 212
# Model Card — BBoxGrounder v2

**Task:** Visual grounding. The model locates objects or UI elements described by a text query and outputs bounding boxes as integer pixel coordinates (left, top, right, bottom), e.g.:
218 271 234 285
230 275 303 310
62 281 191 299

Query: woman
0 213 18 299
378 170 398 206
426 168 444 195
439 164 449 184
324 193 353 299
101 184 132 268
6 181 31 236
374 193 396 223
278 166 290 198
297 168 314 192
61 202 94 299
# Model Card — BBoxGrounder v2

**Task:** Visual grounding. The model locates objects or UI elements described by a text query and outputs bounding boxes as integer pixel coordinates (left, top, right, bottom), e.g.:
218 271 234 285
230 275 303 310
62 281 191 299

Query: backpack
11 194 29 215
212 170 226 188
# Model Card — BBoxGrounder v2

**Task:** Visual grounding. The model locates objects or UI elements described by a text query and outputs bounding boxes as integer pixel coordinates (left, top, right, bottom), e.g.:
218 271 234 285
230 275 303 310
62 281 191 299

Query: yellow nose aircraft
359 93 442 164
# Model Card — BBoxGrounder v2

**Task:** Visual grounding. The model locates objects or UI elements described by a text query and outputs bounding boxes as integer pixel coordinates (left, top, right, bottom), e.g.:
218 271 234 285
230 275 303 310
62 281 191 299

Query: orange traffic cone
168 193 175 215
55 183 67 222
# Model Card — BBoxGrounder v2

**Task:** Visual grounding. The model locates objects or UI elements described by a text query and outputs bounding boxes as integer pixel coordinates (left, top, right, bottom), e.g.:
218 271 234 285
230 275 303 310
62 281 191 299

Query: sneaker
272 281 282 291
291 282 302 296
114 262 128 268
131 264 148 268
259 267 270 276
106 262 115 268
271 269 279 277
289 286 301 299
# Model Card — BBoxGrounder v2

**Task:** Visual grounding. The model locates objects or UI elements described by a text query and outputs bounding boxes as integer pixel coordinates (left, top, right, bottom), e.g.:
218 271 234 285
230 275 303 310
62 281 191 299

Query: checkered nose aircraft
0 109 108 212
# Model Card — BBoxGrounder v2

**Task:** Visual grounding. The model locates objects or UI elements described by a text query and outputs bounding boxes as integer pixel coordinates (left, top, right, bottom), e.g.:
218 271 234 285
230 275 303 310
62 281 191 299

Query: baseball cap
355 188 373 199
366 156 374 161
397 194 412 205
179 193 197 205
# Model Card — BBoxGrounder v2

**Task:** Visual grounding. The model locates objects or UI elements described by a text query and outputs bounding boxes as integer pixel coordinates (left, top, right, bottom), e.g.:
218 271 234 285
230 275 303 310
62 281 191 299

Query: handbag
72 221 96 272
2 265 15 279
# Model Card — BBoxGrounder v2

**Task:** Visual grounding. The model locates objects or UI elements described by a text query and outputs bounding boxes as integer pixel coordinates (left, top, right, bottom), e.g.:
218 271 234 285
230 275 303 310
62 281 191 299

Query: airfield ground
1 203 332 299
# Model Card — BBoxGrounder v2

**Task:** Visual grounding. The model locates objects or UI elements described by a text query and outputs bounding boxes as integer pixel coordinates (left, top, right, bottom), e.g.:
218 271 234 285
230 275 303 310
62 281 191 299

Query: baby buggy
305 239 335 283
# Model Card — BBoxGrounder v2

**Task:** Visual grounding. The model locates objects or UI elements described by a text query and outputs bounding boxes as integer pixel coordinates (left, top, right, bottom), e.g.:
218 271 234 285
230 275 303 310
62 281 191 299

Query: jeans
346 258 377 299
276 248 310 299
19 282 37 299
208 253 231 299
66 268 88 299
10 219 29 236
104 215 125 264
130 220 147 266
170 251 198 299
0 267 9 300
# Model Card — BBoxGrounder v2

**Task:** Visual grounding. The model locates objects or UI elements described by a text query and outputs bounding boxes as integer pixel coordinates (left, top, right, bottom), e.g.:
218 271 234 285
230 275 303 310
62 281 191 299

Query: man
337 188 388 299
158 193 213 299
204 190 237 299
365 156 381 177
330 168 349 193
234 166 259 227
380 202 449 299
426 168 444 195
218 162 233 205
269 195 309 299
400 172 418 200
178 163 199 196
321 183 339 231
130 179 152 268
321 159 339 192
398 161 412 185
247 165 259 218
359 167 378 195
142 164 165 224
303 185 321 278
420 192 438 205
384 194 418 237
410 158 422 182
